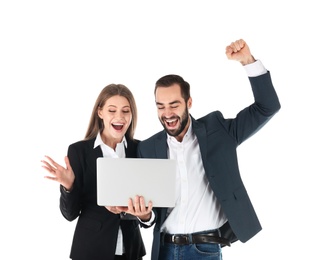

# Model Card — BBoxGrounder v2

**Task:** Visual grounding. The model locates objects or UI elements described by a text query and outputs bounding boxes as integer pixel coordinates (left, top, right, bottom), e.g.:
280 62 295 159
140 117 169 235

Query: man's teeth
166 119 176 123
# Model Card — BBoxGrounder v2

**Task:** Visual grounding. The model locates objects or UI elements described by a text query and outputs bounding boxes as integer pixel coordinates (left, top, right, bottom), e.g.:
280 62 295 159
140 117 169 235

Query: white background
1 1 311 259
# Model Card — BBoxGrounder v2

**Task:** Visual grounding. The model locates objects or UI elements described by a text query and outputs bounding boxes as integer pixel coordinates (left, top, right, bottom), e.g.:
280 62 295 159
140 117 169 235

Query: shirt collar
94 132 127 149
167 116 193 144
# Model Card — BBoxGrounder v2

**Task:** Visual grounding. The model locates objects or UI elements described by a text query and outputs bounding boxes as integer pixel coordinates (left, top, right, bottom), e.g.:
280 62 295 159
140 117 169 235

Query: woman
42 84 146 260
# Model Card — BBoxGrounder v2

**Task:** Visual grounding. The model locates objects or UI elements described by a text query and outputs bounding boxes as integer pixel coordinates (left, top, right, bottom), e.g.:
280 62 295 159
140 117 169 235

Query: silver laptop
96 157 177 207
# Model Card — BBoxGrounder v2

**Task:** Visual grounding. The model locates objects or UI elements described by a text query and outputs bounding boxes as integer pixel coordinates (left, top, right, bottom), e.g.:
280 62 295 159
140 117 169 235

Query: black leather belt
163 230 231 247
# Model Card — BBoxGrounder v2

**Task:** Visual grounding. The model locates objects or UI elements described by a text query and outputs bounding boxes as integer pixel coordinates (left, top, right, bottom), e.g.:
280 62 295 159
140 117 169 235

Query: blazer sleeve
59 143 84 221
220 71 281 145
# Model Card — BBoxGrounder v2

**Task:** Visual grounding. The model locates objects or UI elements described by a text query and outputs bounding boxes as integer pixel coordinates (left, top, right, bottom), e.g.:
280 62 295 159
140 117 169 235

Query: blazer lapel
155 131 168 159
191 116 208 162
87 143 102 175
125 139 138 158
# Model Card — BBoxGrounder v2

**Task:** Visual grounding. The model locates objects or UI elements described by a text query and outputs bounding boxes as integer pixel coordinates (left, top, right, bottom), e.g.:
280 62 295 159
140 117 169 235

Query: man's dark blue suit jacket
138 72 281 260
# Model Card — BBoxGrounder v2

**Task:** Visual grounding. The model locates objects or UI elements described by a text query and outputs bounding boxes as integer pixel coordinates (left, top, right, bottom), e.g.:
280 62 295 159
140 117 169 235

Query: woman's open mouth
112 123 124 131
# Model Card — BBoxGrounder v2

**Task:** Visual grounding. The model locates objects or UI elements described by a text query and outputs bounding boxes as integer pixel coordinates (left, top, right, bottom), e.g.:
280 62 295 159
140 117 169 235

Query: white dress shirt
94 132 127 255
162 122 228 234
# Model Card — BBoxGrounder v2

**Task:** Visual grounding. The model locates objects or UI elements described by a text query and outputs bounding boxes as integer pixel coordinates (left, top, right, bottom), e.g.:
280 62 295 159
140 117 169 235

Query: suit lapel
125 139 138 158
192 117 208 163
155 131 168 159
191 117 216 181
86 143 102 175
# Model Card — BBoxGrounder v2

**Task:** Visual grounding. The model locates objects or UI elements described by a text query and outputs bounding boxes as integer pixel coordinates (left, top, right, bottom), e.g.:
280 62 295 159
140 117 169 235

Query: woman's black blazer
59 137 145 260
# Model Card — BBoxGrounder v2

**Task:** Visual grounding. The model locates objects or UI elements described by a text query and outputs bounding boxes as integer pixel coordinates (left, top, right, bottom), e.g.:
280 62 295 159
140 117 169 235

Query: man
125 39 281 260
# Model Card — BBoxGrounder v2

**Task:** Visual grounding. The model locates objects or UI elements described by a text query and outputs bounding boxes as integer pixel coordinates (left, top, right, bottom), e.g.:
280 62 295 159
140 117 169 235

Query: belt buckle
172 234 189 244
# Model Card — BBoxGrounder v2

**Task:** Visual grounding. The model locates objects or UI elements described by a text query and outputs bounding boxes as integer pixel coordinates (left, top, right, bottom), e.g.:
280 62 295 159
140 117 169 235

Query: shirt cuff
138 210 155 226
244 60 267 77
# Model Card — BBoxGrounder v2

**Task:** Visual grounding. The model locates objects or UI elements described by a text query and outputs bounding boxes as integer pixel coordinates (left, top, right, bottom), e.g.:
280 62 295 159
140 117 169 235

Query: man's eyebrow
156 100 181 106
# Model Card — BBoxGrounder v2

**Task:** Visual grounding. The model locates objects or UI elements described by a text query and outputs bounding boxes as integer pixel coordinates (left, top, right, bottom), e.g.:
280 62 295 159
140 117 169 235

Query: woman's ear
98 107 103 119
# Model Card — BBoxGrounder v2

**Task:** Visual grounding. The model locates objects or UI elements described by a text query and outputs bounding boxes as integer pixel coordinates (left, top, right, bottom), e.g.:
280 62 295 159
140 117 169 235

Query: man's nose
163 107 174 117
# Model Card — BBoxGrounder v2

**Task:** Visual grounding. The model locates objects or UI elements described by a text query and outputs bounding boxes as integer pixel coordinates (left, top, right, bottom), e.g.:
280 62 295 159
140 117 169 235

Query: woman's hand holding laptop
105 195 153 222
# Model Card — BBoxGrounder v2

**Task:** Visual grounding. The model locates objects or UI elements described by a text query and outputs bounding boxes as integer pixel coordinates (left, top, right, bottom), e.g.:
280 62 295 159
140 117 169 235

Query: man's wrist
241 55 256 66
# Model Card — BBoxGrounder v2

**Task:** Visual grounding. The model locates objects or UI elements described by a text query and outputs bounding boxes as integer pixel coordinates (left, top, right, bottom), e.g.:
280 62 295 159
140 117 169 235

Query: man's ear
187 97 192 109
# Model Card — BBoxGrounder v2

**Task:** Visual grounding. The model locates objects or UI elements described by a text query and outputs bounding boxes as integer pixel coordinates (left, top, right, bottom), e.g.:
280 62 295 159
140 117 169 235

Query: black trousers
114 255 142 260
114 255 127 260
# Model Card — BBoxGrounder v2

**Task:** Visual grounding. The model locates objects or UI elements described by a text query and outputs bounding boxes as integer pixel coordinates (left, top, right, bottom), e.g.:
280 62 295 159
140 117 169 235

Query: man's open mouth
164 118 178 128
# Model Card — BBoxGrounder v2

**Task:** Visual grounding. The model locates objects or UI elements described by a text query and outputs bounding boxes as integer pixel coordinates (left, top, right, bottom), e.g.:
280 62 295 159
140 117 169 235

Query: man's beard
160 108 189 137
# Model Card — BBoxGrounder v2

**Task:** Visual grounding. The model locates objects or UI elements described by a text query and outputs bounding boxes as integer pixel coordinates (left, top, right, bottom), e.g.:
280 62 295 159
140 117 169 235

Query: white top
162 122 227 233
94 132 126 255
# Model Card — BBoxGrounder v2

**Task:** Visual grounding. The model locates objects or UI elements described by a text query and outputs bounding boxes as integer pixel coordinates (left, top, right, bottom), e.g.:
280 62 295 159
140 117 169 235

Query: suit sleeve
220 71 281 145
59 144 83 221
